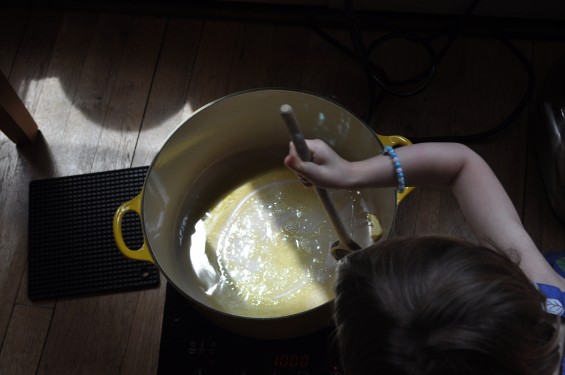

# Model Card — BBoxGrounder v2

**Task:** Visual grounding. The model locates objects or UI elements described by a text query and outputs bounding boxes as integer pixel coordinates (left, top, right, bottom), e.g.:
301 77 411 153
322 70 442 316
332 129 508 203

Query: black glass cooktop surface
158 283 343 375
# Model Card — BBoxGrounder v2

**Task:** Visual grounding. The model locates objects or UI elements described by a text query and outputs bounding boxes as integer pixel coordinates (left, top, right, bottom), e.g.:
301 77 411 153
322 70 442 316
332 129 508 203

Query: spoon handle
280 104 360 252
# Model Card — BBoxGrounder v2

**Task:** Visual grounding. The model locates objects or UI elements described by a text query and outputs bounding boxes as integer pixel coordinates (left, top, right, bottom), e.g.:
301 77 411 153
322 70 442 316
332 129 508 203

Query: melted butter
187 167 374 318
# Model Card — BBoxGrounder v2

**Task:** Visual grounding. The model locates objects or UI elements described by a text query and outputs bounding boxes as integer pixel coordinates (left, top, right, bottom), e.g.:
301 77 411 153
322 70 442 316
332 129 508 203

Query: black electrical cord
308 0 535 143
410 22 535 143
343 0 378 123
364 31 437 96
308 13 436 101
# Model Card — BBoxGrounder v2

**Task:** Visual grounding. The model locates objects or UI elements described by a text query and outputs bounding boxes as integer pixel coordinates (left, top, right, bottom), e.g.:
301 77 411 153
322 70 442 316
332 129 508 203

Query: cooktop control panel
158 284 342 375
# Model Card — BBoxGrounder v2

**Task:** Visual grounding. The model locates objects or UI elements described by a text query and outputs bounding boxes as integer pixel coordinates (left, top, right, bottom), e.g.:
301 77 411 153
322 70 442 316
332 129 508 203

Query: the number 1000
274 354 310 368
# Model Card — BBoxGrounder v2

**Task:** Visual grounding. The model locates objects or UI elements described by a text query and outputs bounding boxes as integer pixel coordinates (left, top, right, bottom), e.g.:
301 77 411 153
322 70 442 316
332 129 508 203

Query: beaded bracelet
383 146 405 193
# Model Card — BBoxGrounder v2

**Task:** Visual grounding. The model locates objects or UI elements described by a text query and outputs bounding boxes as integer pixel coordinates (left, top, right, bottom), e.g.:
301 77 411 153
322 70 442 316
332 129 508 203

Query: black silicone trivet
28 166 160 300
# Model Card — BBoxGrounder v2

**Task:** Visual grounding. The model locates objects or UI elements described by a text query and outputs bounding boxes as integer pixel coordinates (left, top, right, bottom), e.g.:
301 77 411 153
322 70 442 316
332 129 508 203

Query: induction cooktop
158 283 343 375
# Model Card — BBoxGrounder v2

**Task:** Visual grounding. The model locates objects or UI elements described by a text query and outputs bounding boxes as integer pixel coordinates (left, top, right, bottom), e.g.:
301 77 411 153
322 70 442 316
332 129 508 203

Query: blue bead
384 146 406 192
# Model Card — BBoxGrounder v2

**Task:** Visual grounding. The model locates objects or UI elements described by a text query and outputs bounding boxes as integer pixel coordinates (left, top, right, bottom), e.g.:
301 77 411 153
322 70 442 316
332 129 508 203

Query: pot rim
138 87 396 321
142 87 385 200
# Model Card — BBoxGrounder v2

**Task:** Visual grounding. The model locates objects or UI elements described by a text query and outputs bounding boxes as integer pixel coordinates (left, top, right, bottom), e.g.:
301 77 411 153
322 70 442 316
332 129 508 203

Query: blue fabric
539 252 565 317
536 283 565 317
535 283 565 375
539 252 565 375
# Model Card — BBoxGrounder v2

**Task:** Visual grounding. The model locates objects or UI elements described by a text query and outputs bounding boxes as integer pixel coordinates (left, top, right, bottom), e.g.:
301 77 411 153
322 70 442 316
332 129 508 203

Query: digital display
273 353 310 368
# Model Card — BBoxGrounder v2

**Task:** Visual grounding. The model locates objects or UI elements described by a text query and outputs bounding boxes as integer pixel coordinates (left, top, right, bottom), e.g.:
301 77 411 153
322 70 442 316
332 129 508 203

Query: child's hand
283 139 353 189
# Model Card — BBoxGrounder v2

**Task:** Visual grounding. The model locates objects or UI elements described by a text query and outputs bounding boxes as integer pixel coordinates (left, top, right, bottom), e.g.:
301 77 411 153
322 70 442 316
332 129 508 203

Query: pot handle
113 193 155 264
377 134 415 204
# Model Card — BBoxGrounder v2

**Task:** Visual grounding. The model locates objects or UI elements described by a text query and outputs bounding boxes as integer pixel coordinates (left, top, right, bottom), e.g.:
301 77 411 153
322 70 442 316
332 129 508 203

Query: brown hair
334 235 560 375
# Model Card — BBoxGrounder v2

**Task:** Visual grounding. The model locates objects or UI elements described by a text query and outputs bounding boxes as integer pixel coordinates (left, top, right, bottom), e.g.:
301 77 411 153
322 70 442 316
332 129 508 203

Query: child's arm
284 139 565 290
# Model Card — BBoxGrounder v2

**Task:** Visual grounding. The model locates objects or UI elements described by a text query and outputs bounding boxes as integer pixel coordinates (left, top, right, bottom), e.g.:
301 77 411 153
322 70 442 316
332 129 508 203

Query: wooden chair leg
0 71 39 145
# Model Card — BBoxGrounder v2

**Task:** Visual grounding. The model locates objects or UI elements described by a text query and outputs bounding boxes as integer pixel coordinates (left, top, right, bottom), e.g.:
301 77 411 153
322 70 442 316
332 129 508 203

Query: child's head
334 236 560 375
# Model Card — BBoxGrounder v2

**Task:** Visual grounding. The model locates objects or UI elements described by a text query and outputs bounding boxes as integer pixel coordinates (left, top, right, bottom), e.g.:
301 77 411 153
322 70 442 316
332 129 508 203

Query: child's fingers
284 154 314 186
284 154 302 171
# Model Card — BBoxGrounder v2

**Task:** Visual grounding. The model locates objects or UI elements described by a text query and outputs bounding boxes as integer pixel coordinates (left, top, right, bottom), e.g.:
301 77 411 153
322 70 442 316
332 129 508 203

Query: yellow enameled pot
113 89 412 339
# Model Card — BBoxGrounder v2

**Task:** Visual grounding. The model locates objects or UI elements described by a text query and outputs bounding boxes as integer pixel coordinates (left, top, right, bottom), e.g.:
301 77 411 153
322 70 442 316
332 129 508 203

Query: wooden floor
1 3 564 374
